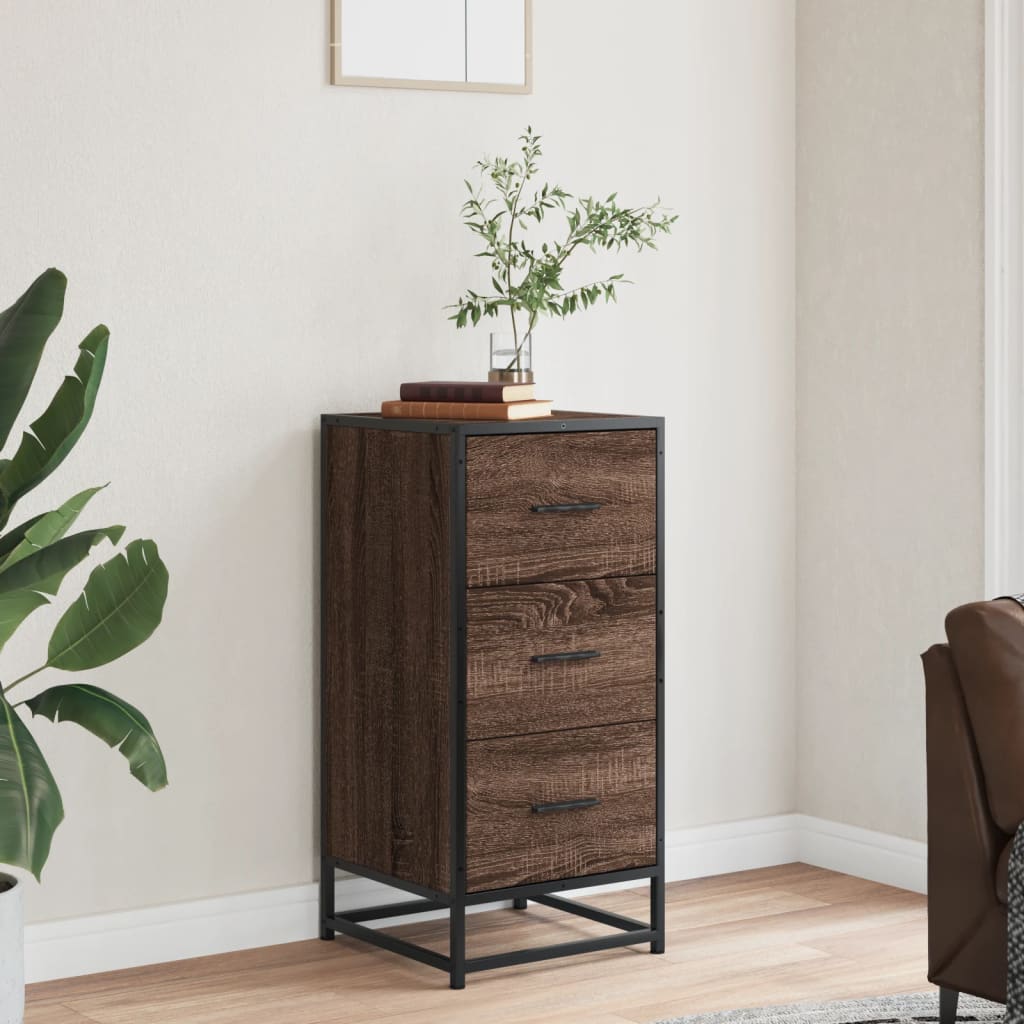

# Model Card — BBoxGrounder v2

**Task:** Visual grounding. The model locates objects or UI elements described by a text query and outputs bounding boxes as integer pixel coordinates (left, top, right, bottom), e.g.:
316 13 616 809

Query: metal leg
450 902 466 989
513 897 528 910
319 855 335 941
650 873 665 954
939 988 959 1024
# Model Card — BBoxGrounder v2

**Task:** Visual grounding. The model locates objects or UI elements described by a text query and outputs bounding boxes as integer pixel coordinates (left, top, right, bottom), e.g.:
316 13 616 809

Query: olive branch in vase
447 128 676 373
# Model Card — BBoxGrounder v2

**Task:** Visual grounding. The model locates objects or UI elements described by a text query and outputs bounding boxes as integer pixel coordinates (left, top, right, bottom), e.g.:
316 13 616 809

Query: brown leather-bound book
381 400 553 421
399 380 536 403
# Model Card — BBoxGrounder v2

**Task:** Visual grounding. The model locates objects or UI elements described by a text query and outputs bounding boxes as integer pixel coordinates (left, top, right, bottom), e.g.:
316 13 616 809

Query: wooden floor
26 864 930 1024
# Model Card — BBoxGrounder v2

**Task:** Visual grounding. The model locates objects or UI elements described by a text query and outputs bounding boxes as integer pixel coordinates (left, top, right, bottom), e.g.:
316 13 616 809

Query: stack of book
381 381 553 421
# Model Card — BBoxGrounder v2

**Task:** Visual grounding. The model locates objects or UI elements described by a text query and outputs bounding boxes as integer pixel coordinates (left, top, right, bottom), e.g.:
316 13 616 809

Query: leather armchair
923 598 1024 1021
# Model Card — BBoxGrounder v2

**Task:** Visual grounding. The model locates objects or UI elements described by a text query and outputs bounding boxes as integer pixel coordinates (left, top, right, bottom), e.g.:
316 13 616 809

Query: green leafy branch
447 127 677 371
0 269 169 881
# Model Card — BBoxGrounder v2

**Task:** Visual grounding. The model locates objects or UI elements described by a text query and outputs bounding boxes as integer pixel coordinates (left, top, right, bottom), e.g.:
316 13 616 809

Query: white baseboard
795 814 927 895
666 814 801 878
24 813 926 985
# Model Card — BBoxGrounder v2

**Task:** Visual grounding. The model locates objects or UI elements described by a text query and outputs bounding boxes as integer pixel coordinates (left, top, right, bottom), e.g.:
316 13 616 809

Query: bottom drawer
466 721 656 893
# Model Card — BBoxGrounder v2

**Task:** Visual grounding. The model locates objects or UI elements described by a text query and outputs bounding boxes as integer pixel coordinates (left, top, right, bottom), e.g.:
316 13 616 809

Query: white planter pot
0 874 23 1024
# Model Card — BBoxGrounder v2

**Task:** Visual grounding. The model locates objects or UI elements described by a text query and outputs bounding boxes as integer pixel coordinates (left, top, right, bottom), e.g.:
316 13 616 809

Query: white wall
0 0 796 924
795 0 985 842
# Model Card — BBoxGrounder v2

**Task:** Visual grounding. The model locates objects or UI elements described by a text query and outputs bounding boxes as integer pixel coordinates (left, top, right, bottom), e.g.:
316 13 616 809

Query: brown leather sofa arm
924 643 1007 1003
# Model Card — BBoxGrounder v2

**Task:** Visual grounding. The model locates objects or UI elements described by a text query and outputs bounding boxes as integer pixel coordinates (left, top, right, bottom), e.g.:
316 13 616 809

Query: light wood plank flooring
26 864 929 1024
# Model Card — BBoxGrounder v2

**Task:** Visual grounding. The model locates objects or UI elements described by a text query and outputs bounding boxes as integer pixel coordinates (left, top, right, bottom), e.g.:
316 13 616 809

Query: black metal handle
530 650 601 664
531 797 602 814
530 502 602 513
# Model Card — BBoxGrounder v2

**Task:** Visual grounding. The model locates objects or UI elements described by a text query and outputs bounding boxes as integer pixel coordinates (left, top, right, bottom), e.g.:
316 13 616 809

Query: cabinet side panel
322 426 451 893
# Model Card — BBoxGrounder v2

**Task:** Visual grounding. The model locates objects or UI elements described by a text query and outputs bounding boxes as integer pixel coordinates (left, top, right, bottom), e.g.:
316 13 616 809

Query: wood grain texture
465 430 657 587
322 426 450 893
27 867 929 1023
466 721 656 892
466 576 656 738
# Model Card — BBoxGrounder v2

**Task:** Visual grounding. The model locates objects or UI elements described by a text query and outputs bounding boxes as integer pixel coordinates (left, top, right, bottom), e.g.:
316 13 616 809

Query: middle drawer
466 576 656 739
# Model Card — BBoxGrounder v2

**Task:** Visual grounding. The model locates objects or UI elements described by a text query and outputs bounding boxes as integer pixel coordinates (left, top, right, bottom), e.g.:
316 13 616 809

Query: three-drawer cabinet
319 411 664 988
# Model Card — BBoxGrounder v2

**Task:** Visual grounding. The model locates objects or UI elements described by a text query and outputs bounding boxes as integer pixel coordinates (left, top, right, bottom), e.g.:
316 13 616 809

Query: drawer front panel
466 577 656 739
466 721 657 892
465 430 656 587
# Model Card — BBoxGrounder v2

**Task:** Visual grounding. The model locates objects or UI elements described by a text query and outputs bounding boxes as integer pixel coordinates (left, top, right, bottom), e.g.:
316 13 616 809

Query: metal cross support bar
327 914 449 973
461 865 658 906
466 929 657 974
339 897 447 924
530 893 648 931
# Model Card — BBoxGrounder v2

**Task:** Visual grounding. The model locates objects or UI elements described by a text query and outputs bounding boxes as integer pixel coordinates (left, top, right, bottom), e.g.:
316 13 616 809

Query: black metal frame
319 411 666 988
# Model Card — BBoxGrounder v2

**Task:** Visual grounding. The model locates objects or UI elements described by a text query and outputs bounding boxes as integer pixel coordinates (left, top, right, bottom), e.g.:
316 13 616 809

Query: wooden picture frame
330 0 532 94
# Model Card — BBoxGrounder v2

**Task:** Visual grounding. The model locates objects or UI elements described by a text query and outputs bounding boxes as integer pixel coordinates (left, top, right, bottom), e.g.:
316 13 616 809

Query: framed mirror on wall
330 0 532 93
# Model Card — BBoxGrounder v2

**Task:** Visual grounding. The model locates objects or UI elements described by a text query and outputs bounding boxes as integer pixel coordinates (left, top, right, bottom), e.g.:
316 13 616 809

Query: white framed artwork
331 0 532 93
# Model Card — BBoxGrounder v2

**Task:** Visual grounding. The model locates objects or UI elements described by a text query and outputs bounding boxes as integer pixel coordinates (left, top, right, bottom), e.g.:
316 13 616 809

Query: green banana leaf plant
0 269 169 881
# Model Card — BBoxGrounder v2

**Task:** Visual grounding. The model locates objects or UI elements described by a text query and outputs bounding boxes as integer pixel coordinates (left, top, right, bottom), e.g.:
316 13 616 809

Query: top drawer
465 430 657 587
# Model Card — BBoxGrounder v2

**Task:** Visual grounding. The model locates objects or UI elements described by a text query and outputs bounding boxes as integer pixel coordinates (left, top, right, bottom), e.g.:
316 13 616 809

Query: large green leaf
0 325 109 507
0 269 67 453
0 526 124 597
27 684 168 792
0 486 105 574
0 693 64 879
48 539 168 671
0 511 47 563
0 590 50 652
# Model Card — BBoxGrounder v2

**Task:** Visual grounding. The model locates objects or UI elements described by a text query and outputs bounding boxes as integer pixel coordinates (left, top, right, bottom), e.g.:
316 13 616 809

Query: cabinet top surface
321 410 663 435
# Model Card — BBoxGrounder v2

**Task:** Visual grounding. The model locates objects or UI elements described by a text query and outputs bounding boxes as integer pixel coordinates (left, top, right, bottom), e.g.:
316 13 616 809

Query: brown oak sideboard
319 410 664 988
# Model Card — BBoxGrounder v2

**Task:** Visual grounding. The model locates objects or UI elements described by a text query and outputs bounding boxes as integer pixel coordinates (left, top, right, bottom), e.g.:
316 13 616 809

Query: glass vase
489 332 533 384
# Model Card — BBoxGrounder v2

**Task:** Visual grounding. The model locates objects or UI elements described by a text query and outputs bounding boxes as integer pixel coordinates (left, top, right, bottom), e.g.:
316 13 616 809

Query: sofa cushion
946 599 1024 835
